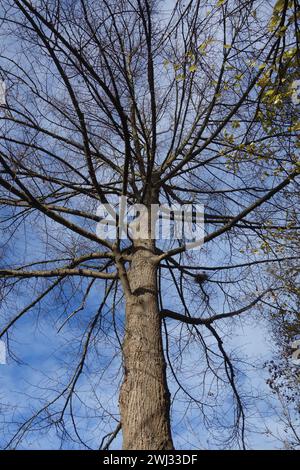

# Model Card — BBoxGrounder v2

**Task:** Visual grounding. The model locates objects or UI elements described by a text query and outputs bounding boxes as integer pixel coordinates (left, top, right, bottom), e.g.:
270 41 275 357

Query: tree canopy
0 0 299 450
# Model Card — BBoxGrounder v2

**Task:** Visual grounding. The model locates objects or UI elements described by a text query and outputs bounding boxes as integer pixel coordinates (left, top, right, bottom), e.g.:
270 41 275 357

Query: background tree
0 0 299 450
264 229 300 449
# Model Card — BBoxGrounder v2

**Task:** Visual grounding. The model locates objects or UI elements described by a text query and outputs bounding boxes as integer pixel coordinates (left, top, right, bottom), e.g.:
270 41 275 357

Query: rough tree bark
119 190 174 449
119 242 173 449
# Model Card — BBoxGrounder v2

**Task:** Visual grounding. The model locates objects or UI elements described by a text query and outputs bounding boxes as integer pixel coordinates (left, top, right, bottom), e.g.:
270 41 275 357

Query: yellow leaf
189 64 197 73
290 122 300 131
273 95 282 105
283 47 296 59
186 51 195 61
268 15 279 32
265 89 275 96
257 74 270 88
274 0 285 13
198 39 211 54
276 25 287 37
216 0 226 6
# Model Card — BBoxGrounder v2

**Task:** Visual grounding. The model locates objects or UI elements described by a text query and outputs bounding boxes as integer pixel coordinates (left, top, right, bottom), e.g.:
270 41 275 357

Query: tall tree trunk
119 236 174 450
